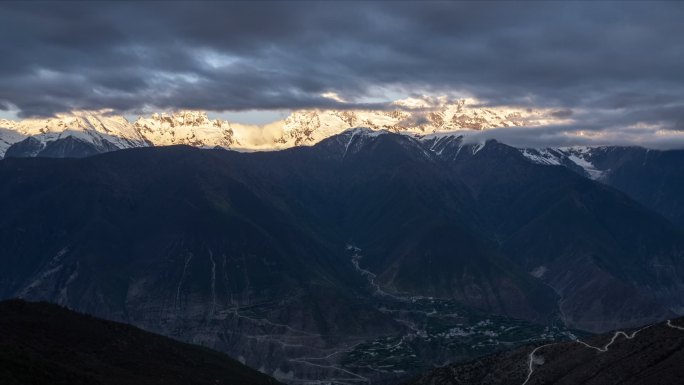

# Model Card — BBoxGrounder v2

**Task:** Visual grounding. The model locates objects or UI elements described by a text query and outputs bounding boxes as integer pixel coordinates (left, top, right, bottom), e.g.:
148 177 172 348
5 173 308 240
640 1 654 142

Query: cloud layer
1 1 683 147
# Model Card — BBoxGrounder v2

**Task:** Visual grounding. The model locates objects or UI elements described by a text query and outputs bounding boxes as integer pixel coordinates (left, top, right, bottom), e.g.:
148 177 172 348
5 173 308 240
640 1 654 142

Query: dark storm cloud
1 0 684 144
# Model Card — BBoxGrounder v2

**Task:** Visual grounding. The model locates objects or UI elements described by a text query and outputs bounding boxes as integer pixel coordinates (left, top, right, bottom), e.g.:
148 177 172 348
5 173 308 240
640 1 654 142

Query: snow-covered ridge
0 110 149 156
0 97 566 157
520 147 606 180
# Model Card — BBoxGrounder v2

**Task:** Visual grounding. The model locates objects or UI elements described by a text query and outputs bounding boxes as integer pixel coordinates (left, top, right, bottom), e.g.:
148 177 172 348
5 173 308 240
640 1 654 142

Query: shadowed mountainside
0 130 683 383
0 299 282 385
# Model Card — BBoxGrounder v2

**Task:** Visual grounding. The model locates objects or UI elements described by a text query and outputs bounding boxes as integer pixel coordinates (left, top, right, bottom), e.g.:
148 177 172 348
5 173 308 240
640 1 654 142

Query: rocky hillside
408 316 684 385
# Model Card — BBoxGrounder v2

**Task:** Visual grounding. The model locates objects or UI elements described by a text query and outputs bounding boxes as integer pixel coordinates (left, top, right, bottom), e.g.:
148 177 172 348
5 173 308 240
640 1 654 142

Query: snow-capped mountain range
0 97 633 181
0 97 564 157
274 97 562 147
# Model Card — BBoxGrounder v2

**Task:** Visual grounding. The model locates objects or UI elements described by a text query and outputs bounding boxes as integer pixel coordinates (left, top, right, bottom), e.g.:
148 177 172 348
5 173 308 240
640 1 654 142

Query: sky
1 1 684 146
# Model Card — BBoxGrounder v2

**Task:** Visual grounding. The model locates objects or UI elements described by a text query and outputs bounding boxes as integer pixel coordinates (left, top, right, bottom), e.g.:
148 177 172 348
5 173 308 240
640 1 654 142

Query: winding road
521 320 683 385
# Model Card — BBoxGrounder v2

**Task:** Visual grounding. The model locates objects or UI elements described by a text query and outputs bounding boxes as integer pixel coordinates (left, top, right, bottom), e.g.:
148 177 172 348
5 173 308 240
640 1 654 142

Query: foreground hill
0 300 281 385
408 316 684 385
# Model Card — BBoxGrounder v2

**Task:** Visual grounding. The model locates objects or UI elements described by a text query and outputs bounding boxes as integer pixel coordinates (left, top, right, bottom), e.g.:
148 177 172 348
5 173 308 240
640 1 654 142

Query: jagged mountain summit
0 97 564 158
134 110 238 149
0 110 149 157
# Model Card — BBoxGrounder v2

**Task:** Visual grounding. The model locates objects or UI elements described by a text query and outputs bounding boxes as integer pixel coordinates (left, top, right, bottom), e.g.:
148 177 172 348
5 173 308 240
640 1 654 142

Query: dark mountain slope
307 133 558 322
407 316 684 385
4 136 44 157
596 147 684 229
163 132 558 323
430 138 684 332
5 136 121 158
0 146 402 382
519 146 684 229
0 131 683 382
0 299 282 385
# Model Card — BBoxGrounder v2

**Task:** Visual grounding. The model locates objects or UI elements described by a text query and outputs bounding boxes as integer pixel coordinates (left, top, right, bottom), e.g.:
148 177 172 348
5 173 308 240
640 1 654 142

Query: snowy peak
1 110 144 142
419 133 466 160
0 110 149 157
0 110 239 158
316 126 441 163
133 110 237 148
138 110 220 128
314 127 390 160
